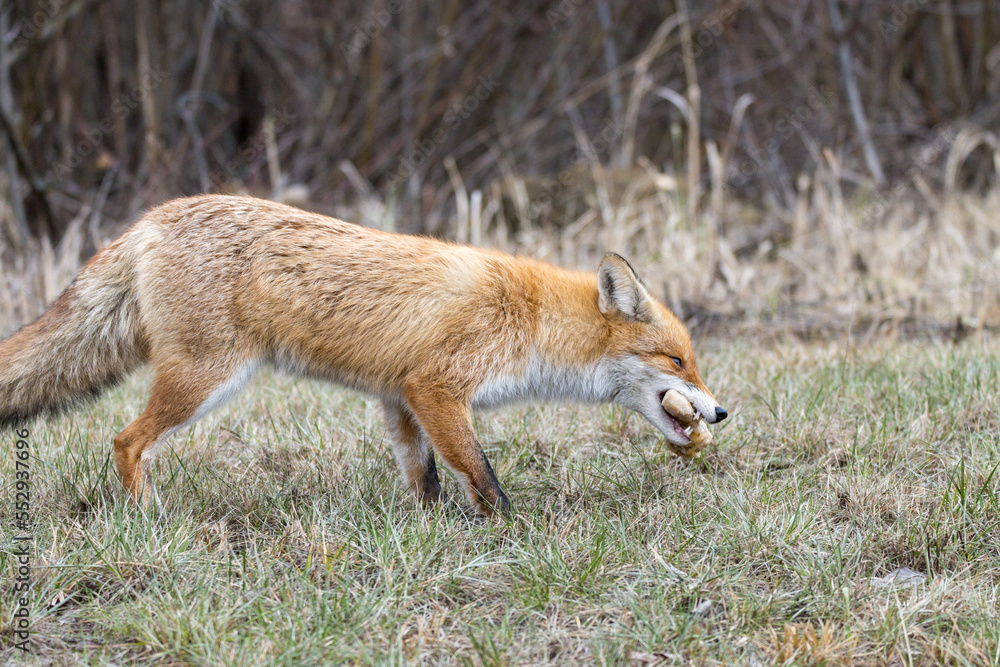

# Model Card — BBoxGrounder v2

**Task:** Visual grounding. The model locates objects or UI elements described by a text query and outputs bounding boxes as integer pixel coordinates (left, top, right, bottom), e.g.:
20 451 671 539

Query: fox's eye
670 356 683 369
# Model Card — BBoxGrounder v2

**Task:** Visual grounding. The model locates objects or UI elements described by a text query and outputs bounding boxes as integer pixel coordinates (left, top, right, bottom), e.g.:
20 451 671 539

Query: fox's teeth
683 426 693 436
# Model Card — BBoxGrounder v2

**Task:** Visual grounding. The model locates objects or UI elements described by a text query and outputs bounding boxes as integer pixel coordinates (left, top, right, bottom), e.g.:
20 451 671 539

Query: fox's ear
597 253 655 323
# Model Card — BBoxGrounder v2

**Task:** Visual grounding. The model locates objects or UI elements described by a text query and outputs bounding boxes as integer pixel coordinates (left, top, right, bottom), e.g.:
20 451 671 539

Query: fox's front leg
403 381 511 517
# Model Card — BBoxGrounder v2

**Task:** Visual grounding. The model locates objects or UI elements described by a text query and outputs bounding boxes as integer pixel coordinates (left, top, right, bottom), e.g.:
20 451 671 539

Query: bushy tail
0 236 148 429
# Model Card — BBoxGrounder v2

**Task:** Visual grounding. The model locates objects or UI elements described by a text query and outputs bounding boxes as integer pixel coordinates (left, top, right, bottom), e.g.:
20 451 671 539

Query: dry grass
0 337 998 664
3 168 999 341
1 171 999 665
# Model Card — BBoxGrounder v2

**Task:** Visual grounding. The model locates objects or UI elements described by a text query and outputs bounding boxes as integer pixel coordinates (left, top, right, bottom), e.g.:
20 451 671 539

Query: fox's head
596 253 727 453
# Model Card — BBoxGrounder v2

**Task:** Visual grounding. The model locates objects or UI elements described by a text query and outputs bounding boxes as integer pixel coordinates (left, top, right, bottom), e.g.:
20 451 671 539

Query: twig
177 0 221 190
360 0 385 172
596 0 624 166
444 156 468 243
0 105 57 240
827 0 885 186
264 114 283 196
135 0 162 172
190 0 219 95
413 0 461 143
176 91 228 192
720 93 755 172
3 0 99 69
621 15 682 167
0 9 30 247
88 166 117 249
677 0 702 225
1 7 56 241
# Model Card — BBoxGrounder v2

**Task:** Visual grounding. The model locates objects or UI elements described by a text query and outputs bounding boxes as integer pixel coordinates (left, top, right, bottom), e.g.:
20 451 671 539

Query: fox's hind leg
114 356 257 507
382 401 445 504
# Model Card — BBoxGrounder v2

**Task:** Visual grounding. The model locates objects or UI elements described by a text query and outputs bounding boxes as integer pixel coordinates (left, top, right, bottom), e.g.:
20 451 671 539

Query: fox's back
131 196 543 395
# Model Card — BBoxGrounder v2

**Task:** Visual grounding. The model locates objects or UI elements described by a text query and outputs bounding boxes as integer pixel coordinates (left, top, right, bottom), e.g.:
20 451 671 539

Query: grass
1 336 999 664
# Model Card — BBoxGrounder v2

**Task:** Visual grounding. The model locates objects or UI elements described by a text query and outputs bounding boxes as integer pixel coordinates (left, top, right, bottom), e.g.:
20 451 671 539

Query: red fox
0 195 726 515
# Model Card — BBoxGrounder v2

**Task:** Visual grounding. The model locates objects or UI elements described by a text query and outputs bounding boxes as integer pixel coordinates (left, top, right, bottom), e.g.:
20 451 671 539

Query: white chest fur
471 355 616 409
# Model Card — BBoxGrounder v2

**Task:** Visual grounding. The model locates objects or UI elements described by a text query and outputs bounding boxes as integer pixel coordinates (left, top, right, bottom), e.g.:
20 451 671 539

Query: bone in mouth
661 389 712 455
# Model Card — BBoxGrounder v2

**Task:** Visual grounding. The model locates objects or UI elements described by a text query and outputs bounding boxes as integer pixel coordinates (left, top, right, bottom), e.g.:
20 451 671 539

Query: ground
1 337 999 665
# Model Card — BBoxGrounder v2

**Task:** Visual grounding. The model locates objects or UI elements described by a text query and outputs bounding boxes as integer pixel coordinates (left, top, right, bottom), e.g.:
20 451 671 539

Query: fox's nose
715 407 728 422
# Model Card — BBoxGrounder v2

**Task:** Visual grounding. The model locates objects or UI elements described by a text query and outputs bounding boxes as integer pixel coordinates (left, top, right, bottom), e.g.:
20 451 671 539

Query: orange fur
0 195 725 515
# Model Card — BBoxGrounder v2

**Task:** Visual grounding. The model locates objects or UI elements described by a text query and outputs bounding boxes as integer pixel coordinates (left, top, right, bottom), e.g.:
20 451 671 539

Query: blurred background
2 0 999 339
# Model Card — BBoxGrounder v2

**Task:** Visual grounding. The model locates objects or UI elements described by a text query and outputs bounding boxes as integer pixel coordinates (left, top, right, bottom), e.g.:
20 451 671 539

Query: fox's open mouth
663 411 692 442
658 389 711 455
658 392 693 442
